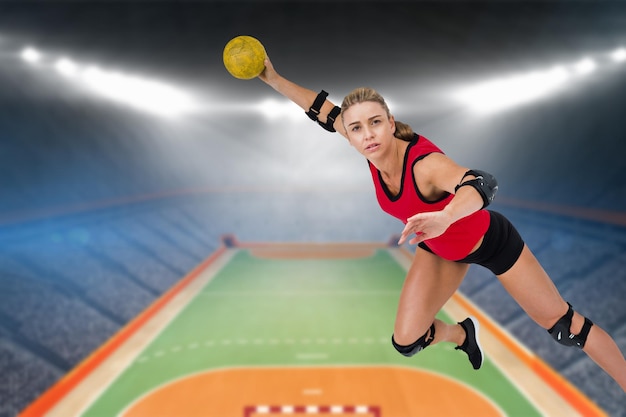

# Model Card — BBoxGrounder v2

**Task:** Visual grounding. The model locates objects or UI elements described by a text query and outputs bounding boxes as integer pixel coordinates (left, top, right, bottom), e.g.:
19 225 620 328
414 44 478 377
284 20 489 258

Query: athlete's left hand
398 210 453 245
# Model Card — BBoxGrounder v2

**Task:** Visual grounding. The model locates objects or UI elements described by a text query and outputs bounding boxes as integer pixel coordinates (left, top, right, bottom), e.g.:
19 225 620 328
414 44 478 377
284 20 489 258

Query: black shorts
418 210 525 275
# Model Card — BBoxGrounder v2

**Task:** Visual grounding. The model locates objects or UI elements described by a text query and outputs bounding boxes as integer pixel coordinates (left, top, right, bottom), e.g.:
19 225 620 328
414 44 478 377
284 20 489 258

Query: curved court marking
119 365 505 417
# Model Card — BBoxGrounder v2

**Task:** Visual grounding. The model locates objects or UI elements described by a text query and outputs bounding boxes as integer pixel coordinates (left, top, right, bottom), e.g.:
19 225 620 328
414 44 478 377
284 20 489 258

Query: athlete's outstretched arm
258 57 347 138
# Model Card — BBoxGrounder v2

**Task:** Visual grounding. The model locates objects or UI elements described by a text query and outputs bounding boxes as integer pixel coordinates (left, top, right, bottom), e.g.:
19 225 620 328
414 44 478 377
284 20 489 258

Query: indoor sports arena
1 1 625 416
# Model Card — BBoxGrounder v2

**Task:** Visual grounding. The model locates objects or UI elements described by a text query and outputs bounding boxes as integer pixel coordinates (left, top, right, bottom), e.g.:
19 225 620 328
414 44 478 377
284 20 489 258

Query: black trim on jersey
411 154 450 204
370 133 448 204
374 135 420 202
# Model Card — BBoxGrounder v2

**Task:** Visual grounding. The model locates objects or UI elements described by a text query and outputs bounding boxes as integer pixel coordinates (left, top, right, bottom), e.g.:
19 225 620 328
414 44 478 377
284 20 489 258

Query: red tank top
369 134 490 261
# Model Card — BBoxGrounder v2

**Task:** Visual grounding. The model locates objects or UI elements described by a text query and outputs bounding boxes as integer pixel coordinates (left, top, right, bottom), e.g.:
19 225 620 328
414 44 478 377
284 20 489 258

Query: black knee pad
392 323 436 357
547 302 593 349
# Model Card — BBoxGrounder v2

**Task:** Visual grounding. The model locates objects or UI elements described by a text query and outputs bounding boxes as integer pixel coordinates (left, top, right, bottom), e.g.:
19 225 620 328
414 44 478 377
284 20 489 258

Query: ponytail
393 120 414 142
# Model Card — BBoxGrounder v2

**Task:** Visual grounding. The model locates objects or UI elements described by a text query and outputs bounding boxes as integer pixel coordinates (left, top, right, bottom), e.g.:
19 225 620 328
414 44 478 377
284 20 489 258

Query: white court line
135 336 389 364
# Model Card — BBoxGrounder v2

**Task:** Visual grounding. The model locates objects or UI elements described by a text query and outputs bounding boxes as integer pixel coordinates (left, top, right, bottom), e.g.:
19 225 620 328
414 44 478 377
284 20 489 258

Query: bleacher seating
0 338 63 417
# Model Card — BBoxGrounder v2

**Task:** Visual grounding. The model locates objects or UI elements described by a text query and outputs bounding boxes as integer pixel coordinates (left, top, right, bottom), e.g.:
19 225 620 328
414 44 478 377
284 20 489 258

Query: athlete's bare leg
394 247 470 347
498 244 626 391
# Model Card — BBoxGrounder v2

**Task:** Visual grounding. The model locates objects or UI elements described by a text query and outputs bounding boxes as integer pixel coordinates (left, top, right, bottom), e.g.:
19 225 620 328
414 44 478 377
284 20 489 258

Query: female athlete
257 56 626 391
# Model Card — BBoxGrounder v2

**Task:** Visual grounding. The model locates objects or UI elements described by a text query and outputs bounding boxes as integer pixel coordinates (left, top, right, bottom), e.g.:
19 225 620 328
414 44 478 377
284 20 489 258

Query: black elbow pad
305 90 340 132
455 169 498 208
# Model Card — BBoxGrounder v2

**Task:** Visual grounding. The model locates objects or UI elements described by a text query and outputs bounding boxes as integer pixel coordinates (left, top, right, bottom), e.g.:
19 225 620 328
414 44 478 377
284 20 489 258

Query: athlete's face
342 101 396 158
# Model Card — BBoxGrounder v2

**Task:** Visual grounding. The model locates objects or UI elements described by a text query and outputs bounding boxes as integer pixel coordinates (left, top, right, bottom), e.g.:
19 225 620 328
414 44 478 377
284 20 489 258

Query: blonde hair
340 87 414 142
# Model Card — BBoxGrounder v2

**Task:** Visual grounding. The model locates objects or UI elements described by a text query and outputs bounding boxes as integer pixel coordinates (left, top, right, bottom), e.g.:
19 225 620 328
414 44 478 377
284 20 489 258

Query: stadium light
611 47 626 63
454 66 570 115
18 45 199 119
574 58 596 75
20 47 42 64
453 45 626 115
80 67 197 118
256 98 303 121
55 57 78 77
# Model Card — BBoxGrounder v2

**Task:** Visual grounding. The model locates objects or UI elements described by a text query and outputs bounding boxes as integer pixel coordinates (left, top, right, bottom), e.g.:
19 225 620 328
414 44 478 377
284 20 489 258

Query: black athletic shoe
455 317 483 370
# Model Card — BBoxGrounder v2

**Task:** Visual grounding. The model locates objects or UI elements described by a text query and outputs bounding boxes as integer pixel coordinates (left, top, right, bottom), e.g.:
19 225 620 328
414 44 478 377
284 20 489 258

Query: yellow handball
222 35 266 80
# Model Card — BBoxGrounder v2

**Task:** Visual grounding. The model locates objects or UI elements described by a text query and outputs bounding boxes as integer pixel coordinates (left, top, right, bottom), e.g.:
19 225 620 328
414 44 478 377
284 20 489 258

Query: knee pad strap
392 323 436 357
547 302 593 349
